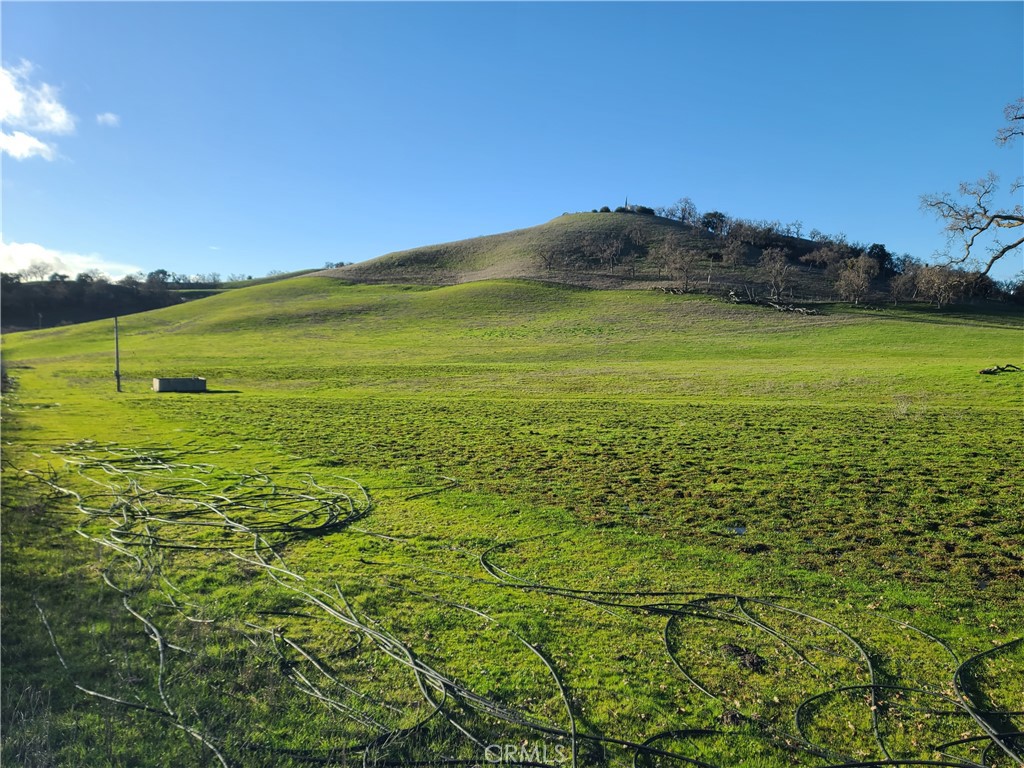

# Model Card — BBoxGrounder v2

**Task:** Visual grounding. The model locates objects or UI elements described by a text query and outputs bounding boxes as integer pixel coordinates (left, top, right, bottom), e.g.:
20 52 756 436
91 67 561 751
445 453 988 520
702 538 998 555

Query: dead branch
979 364 1022 375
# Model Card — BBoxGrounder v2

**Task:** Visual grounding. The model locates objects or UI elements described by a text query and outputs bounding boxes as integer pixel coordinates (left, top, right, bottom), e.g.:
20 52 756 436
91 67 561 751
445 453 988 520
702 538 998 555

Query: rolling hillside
4 278 1022 767
319 212 823 294
6 277 1020 402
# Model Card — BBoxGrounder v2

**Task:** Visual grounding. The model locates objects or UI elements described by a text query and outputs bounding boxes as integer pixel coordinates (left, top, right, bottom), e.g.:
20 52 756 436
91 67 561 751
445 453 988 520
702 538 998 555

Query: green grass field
3 277 1022 767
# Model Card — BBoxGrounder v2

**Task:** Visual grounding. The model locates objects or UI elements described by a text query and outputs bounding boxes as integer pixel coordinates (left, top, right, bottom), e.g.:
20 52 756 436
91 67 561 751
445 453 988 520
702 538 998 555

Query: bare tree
651 235 675 277
800 242 858 272
916 265 969 308
19 260 52 281
538 247 559 272
834 255 879 304
75 269 104 284
571 234 604 271
759 247 792 300
889 257 922 304
654 234 700 290
721 238 748 266
921 98 1024 275
668 249 702 291
619 245 639 277
996 97 1024 146
664 197 699 225
622 224 648 276
889 271 917 304
599 235 625 272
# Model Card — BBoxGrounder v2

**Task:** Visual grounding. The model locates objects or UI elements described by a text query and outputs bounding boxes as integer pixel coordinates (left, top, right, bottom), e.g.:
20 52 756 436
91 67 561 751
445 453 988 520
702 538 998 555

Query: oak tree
921 98 1023 275
759 247 792 300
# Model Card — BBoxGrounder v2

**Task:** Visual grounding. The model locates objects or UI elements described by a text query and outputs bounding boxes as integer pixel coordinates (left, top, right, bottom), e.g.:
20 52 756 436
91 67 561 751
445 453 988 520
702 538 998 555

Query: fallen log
723 291 820 313
979 364 1022 375
765 300 819 315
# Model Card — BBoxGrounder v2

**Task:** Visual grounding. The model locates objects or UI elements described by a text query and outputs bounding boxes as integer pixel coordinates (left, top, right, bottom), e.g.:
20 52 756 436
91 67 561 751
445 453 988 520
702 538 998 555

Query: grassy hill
3 278 1022 766
320 212 824 294
6 277 1019 400
219 267 320 288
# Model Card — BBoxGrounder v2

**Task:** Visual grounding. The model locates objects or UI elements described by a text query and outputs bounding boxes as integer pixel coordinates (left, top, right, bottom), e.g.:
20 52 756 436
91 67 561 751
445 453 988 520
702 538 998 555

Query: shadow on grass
148 389 242 394
829 300 1024 331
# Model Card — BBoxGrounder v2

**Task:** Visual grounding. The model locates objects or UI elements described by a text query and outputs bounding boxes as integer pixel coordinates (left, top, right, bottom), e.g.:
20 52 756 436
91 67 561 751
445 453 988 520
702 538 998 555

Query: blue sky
2 2 1022 281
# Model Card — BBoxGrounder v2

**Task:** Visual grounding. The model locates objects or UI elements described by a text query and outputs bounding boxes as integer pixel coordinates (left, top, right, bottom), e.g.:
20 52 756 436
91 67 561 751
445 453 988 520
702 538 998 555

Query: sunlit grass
3 278 1021 766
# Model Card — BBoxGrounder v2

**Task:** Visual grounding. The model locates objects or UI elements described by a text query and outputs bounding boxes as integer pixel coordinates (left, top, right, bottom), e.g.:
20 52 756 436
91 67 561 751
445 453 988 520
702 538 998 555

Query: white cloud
0 66 25 123
0 60 76 161
0 130 55 160
96 112 120 127
24 82 75 134
1 236 143 280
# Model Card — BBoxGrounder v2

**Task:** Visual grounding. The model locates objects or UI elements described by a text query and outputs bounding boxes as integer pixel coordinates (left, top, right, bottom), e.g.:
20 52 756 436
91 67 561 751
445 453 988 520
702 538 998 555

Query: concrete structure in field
152 377 207 393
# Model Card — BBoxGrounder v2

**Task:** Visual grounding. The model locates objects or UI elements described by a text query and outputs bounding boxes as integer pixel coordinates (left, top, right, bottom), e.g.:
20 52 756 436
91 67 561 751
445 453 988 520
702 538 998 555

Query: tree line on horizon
1 270 182 331
577 97 1022 306
0 268 244 331
560 201 1020 307
2 208 1019 333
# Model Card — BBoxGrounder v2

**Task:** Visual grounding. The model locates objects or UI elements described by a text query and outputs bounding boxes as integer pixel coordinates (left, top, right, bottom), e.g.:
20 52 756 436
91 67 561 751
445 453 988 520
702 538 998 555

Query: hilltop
318 212 691 287
6 213 1015 336
315 210 1018 308
318 212 815 292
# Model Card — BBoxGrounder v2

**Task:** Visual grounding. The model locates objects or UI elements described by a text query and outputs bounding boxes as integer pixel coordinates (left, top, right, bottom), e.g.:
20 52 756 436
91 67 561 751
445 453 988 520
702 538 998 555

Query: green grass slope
219 267 320 288
6 277 1020 403
320 212 716 287
3 278 1023 767
317 211 870 299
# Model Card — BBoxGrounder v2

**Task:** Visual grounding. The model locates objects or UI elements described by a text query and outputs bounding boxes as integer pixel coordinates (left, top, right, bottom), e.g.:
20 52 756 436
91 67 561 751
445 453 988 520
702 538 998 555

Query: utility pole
114 316 122 393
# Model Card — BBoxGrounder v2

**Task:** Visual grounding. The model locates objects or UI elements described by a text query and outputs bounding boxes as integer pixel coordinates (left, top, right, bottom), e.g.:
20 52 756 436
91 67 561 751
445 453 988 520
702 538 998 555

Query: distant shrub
599 206 611 213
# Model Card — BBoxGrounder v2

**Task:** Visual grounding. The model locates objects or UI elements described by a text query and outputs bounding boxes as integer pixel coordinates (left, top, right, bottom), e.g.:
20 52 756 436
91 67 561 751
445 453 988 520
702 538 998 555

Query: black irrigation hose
245 539 476 757
479 536 1021 768
935 732 1024 768
952 638 1024 766
34 599 234 768
254 535 730 767
794 684 968 749
630 728 897 768
631 729 721 768
382 579 581 768
388 548 1018 768
28 446 414 764
403 475 461 501
479 533 566 584
46 462 372 550
661 610 842 764
734 597 821 672
23 442 1024 768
